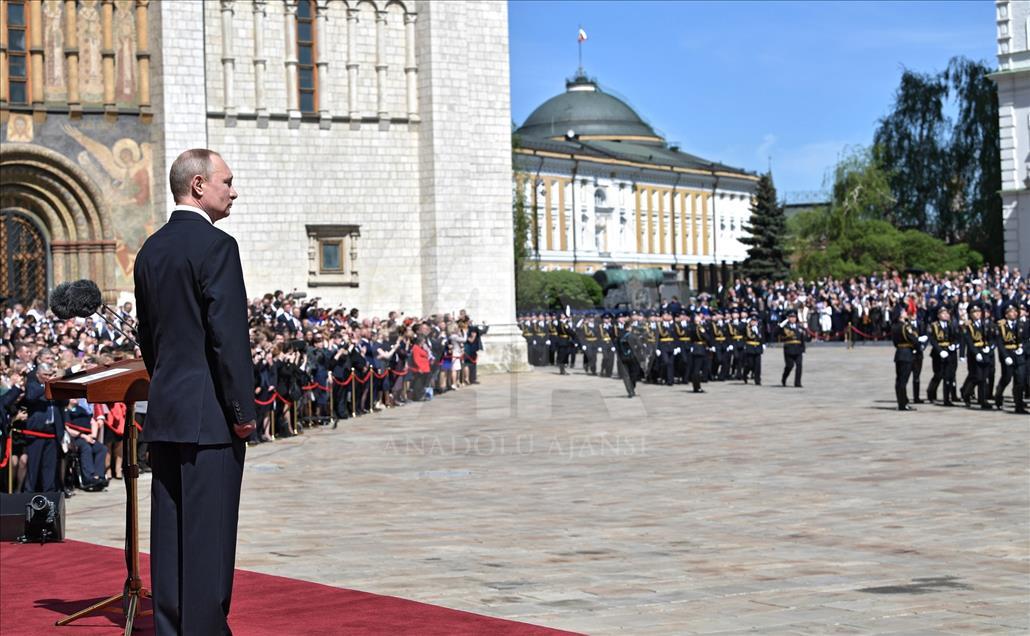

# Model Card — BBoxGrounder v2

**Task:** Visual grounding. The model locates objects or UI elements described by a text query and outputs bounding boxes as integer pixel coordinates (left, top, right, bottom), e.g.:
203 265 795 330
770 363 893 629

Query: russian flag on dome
578 27 588 42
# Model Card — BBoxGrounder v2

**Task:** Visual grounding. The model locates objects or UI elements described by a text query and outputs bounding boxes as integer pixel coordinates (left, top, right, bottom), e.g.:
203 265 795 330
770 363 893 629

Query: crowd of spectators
664 265 1027 343
0 290 488 496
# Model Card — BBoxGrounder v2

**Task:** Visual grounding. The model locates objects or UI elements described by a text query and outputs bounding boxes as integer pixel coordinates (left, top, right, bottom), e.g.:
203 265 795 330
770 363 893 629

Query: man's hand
234 420 257 439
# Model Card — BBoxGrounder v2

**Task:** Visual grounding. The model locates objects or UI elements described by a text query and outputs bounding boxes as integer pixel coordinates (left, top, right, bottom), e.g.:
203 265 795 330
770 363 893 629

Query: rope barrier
0 436 11 469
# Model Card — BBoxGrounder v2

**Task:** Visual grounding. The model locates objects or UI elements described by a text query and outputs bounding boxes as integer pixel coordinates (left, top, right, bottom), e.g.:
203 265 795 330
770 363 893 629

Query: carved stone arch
384 0 409 13
0 144 118 300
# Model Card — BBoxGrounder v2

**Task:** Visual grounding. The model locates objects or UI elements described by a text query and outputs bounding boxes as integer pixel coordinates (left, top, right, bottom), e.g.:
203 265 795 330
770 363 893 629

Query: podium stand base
55 585 151 635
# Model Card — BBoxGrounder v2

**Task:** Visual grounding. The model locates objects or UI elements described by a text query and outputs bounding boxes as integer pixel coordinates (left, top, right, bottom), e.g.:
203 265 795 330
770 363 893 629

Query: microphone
49 278 139 348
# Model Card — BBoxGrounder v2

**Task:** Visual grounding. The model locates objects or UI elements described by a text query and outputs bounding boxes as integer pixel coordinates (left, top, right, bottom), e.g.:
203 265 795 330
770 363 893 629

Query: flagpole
578 24 583 74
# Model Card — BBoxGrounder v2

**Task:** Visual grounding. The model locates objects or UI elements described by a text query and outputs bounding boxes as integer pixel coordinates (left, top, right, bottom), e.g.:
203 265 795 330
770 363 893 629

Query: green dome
516 74 663 144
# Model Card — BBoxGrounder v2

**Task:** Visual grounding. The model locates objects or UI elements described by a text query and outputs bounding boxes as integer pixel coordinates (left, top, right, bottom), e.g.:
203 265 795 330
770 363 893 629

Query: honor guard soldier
555 314 576 375
995 302 1027 413
908 300 928 403
743 313 765 384
927 305 959 406
710 311 729 381
892 308 920 410
779 310 807 387
687 312 712 393
599 313 616 378
960 303 994 410
728 310 745 380
579 315 600 375
547 314 559 365
655 310 677 386
532 314 549 366
616 320 644 398
673 312 690 384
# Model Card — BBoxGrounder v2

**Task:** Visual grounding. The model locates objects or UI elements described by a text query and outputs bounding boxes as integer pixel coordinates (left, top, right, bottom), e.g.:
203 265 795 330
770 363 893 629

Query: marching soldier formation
893 300 1028 414
519 308 775 399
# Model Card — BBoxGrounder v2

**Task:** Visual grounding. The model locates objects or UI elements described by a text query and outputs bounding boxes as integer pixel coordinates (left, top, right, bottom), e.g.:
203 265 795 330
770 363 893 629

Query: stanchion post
329 381 335 424
351 371 356 418
370 372 375 411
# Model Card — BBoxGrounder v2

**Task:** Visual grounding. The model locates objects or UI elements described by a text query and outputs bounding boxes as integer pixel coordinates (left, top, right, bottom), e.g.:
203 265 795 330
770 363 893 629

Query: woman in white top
447 322 467 389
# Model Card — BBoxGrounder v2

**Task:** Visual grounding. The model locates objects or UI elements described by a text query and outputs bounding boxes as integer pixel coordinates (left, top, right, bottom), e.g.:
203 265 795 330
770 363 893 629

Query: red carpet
0 540 580 635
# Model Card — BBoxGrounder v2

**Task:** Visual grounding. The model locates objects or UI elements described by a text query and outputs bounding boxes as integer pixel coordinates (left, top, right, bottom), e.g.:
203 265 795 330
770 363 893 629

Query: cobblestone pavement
67 346 1029 635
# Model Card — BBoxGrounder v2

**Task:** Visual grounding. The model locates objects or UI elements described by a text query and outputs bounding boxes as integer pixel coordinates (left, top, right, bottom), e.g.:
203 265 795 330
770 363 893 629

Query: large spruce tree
740 173 789 280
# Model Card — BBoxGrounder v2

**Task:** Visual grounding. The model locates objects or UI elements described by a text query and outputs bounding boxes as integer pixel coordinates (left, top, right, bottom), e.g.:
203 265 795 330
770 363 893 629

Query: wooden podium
46 358 150 635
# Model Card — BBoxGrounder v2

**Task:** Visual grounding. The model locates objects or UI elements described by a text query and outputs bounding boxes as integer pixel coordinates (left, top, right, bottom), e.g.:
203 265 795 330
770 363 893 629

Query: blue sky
508 0 995 201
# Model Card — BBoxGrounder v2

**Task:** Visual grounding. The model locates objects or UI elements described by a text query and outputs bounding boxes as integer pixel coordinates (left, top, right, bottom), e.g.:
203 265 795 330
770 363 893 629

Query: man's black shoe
899 405 915 411
913 398 924 404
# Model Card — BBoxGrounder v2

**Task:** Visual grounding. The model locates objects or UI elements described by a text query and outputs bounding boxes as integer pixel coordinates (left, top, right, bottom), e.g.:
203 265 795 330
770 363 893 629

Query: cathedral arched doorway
0 210 49 307
0 144 117 305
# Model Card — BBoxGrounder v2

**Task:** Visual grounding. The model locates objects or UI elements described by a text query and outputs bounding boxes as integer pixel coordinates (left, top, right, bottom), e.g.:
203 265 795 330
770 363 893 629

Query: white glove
1005 356 1014 366
940 351 949 359
975 353 983 362
545 340 551 345
708 347 716 353
1017 347 1025 356
673 347 681 355
949 344 958 351
582 345 587 351
982 346 991 354
762 344 767 352
727 345 734 351
918 335 928 343
610 347 616 352
597 347 603 353
655 350 661 357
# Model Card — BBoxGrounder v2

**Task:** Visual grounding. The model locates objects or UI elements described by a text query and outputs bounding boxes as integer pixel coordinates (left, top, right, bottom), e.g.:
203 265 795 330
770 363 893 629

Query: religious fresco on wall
0 115 157 289
78 0 104 104
43 0 66 102
113 0 137 106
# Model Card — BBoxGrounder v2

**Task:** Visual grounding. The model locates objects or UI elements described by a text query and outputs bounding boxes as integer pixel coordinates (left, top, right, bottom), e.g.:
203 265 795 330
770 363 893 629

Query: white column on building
284 0 300 127
315 0 330 128
220 0 236 125
404 11 418 121
375 8 388 120
346 4 358 121
252 0 268 126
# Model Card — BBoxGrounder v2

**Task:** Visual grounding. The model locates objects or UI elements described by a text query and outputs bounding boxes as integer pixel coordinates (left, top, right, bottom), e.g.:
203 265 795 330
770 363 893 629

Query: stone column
375 8 387 121
404 12 418 121
284 0 300 127
28 0 44 117
315 0 330 128
135 0 150 118
101 0 116 117
220 0 236 125
346 5 358 122
0 5 6 107
252 0 268 127
64 0 80 116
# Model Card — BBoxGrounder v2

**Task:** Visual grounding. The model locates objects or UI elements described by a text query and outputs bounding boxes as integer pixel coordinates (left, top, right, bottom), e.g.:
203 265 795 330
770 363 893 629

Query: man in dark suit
134 149 256 635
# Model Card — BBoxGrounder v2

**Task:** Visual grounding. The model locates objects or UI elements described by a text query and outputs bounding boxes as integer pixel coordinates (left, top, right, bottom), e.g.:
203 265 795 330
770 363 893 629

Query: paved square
67 346 1029 634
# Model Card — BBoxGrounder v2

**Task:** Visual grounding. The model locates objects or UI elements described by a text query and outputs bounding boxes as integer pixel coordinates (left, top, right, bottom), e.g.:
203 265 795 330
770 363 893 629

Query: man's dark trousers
150 440 245 635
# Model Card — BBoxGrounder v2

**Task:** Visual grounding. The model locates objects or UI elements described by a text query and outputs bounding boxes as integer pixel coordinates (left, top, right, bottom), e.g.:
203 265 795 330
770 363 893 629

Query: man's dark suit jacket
134 210 255 445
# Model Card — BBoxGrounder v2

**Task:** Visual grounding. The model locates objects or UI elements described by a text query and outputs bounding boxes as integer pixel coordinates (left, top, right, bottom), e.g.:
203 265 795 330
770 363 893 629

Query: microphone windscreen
67 279 103 318
49 282 76 320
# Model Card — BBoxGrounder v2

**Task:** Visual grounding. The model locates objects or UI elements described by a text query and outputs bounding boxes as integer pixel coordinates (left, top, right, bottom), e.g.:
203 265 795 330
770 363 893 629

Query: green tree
516 270 603 311
874 56 1002 263
740 173 789 280
789 146 983 279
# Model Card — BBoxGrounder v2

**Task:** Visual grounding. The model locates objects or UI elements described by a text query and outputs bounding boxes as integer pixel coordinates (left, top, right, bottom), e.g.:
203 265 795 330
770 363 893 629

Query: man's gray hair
169 149 221 201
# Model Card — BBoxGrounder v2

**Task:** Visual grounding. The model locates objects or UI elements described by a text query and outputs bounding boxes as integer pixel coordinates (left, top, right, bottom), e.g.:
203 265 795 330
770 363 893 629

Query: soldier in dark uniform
547 314 559 366
927 305 959 406
555 314 576 375
655 310 677 386
779 311 807 388
599 313 616 378
643 311 660 384
960 303 994 410
728 309 745 381
908 302 927 403
616 320 644 398
892 308 920 411
742 313 765 385
579 315 600 375
687 312 712 393
673 312 690 384
712 311 730 381
994 302 1027 413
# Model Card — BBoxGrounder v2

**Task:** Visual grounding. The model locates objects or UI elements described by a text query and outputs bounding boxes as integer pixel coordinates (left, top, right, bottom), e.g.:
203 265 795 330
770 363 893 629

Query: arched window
594 187 607 207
